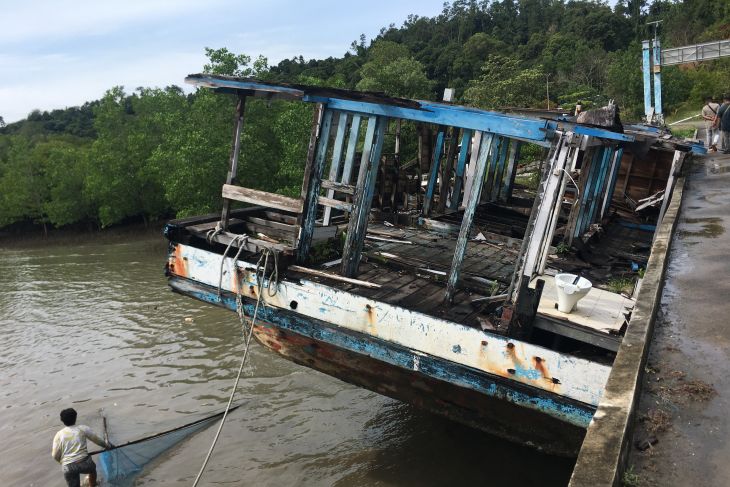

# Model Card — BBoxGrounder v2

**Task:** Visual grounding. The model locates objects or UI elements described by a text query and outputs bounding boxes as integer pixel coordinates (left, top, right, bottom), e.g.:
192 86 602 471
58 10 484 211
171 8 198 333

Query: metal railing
662 39 730 66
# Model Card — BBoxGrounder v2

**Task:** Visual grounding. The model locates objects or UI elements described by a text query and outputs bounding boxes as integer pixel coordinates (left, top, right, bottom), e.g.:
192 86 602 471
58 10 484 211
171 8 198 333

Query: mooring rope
191 244 279 487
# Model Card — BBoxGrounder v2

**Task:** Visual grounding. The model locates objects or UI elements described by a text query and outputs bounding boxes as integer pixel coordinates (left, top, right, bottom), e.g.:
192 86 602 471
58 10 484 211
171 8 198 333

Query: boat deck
293 221 519 328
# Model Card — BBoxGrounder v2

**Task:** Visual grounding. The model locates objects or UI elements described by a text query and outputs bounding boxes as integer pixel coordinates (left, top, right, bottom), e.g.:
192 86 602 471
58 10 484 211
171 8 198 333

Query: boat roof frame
185 74 635 146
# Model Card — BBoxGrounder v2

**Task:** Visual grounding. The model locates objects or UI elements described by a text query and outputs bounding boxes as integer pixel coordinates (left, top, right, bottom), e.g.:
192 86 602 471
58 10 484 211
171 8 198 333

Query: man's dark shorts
62 456 96 487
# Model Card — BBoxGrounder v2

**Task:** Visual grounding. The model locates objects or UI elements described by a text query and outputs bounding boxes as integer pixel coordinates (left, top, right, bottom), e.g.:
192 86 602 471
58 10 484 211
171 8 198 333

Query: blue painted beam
297 108 334 263
188 74 634 144
586 147 613 224
572 125 634 142
448 129 474 211
573 149 602 239
601 147 624 218
445 133 495 302
423 128 446 216
652 39 663 116
304 96 553 142
642 40 653 120
341 116 388 277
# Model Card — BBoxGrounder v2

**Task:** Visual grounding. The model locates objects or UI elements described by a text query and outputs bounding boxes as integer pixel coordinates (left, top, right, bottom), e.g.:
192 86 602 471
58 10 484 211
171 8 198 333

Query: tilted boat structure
164 74 703 455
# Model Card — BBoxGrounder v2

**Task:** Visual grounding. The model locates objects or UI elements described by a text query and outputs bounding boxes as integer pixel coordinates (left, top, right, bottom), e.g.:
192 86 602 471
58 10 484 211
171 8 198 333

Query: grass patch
514 171 540 191
622 466 643 487
671 127 696 139
607 276 635 294
555 242 571 255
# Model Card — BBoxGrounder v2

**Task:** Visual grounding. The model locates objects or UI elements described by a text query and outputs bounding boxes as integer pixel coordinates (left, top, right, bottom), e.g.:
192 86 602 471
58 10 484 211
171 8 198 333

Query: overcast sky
0 0 449 123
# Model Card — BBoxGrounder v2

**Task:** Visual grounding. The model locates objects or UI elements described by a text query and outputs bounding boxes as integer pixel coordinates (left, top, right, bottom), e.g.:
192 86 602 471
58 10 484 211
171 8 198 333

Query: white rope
191 246 279 487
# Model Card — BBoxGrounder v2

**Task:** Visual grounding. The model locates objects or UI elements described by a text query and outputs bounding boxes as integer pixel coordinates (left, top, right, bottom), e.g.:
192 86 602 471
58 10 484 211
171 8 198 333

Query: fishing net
90 407 237 487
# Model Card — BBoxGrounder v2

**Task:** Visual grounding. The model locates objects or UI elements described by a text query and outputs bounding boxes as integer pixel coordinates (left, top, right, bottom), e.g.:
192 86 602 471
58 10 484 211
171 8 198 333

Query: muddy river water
1 236 573 486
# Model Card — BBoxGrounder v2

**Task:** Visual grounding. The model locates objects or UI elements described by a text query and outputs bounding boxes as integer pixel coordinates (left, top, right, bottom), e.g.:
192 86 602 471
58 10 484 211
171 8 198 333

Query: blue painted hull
169 276 592 456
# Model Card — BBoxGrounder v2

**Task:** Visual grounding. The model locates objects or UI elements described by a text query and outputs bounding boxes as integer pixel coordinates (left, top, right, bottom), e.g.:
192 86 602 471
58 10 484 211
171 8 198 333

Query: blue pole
652 38 663 120
642 40 653 121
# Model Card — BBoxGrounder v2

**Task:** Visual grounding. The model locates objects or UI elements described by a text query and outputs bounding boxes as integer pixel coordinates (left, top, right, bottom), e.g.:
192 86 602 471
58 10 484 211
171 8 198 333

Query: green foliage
3 1 730 232
463 55 545 109
356 41 432 98
555 242 571 255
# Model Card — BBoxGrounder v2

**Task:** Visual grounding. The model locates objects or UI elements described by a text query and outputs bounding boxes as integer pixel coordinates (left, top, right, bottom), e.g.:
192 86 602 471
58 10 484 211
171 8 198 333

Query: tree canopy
2 0 729 232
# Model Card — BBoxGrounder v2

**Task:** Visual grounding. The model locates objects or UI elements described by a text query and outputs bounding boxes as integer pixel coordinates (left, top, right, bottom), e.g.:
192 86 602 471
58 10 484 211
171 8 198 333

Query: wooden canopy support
322 111 349 225
445 132 495 303
448 129 473 211
220 94 247 230
341 115 388 277
501 140 521 201
297 104 332 263
423 127 445 216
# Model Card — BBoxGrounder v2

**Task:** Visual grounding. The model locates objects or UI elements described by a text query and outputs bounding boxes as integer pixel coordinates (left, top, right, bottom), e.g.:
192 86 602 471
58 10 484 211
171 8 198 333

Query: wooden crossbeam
317 195 353 212
320 180 356 195
222 184 303 213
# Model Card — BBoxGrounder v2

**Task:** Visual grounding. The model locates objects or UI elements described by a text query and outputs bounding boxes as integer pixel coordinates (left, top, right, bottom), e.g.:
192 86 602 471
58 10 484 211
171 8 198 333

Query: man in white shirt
702 96 720 151
52 408 111 487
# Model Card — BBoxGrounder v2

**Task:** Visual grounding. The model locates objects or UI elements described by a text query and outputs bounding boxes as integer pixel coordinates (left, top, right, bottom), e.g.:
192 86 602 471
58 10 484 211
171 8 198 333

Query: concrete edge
568 174 686 487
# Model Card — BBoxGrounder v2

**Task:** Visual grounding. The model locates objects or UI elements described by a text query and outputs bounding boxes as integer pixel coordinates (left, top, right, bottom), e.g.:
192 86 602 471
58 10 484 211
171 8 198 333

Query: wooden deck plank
534 277 632 334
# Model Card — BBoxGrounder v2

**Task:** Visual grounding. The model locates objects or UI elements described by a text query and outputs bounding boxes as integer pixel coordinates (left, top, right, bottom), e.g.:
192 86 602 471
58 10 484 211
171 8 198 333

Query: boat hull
169 276 590 456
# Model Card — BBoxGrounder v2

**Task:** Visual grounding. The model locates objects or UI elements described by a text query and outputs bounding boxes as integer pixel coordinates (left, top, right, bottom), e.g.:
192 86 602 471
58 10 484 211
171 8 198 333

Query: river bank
0 219 166 249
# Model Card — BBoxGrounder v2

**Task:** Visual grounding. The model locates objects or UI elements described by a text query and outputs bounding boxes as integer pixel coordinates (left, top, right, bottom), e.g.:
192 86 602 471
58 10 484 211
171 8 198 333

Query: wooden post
501 140 521 201
656 150 684 228
461 131 483 207
437 127 458 214
483 136 502 202
391 119 402 221
599 147 624 219
423 127 445 216
449 129 473 211
322 112 349 226
341 116 388 277
220 94 247 230
586 146 614 225
296 105 333 263
491 137 510 201
445 132 494 303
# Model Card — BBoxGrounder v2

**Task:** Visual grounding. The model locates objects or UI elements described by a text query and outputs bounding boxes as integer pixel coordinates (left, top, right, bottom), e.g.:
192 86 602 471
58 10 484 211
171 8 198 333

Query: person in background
702 96 720 151
717 94 730 154
52 408 111 487
574 100 583 117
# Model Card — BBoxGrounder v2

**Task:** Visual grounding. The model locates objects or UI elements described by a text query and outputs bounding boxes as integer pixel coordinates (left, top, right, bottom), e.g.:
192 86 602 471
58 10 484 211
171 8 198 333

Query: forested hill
2 0 729 233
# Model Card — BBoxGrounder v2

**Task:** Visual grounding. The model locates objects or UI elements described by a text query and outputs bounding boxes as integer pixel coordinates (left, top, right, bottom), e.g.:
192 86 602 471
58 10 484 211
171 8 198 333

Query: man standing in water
52 408 111 487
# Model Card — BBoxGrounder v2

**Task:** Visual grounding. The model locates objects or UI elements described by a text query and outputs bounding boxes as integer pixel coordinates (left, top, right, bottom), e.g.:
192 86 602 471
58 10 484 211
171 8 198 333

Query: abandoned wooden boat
164 74 700 456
